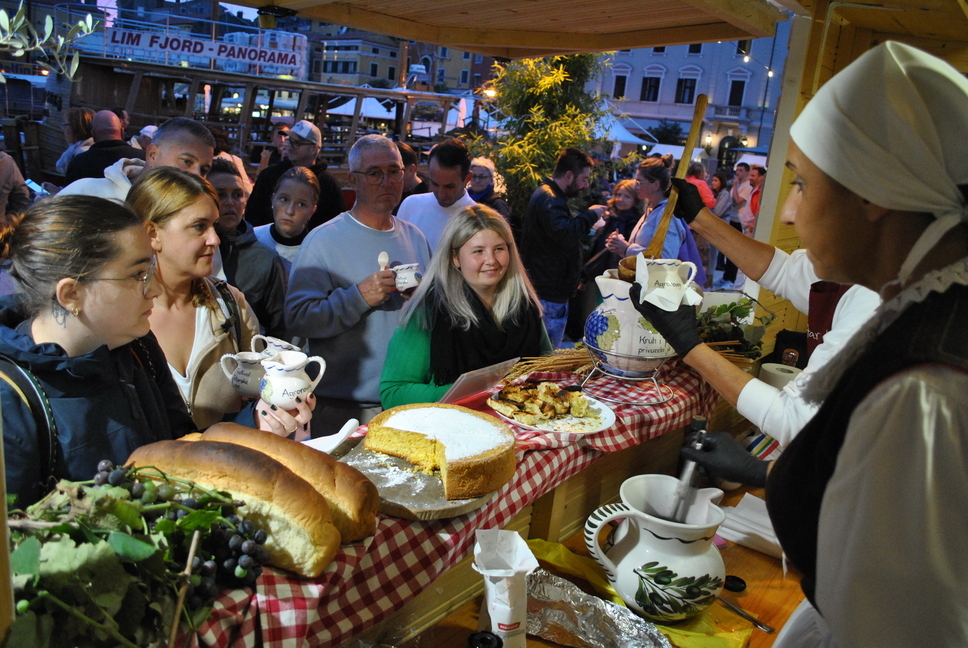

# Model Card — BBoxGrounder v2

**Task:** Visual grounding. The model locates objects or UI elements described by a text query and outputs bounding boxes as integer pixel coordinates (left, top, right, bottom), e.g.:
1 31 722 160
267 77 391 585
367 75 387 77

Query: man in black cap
244 119 346 231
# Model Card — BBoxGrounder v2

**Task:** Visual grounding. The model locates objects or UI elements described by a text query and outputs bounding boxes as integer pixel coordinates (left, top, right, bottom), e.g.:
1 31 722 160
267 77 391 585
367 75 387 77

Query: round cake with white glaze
364 403 517 500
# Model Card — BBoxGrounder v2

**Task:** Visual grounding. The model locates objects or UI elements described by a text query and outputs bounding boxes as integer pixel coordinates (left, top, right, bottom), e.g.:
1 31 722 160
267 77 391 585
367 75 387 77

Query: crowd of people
0 102 827 496
1 41 966 647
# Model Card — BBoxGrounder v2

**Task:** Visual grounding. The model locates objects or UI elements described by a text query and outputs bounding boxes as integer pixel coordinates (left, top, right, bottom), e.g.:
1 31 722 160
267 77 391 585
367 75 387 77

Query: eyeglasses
92 255 157 296
470 174 492 182
274 131 289 138
353 167 405 185
287 139 314 149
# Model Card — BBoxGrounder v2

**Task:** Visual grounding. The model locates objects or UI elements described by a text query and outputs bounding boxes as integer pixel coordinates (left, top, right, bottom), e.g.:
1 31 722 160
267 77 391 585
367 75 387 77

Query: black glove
629 283 702 357
669 178 705 224
680 431 769 487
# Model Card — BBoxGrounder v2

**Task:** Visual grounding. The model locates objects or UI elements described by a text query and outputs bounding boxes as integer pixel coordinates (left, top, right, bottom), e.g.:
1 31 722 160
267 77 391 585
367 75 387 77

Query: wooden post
643 94 708 258
183 76 201 118
347 93 364 153
237 82 256 158
124 71 143 116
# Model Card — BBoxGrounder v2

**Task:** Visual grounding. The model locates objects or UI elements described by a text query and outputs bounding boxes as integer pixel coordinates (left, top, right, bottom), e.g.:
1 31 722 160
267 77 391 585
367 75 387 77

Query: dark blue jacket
0 295 195 506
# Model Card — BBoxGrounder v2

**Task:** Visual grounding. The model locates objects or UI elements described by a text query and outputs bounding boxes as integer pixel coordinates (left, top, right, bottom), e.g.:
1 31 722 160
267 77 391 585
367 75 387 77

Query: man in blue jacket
520 148 608 347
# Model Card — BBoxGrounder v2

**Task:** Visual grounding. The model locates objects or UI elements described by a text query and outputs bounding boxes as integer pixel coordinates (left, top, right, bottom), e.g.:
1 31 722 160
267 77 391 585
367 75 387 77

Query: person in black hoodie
207 158 289 339
244 120 345 231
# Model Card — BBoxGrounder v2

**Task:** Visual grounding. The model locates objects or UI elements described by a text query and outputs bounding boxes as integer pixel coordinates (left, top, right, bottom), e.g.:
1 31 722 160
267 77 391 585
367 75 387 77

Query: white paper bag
473 529 539 648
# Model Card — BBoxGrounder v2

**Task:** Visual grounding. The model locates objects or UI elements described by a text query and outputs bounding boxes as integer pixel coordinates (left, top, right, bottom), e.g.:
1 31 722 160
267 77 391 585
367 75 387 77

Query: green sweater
380 314 552 409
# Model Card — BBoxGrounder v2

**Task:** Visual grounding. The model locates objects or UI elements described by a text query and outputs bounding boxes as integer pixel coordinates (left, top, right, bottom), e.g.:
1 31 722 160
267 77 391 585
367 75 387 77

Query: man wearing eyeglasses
286 134 431 437
396 138 477 252
244 119 346 232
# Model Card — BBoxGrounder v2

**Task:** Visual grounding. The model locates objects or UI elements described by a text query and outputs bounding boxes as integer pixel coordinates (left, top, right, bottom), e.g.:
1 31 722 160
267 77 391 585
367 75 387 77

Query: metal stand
579 343 675 406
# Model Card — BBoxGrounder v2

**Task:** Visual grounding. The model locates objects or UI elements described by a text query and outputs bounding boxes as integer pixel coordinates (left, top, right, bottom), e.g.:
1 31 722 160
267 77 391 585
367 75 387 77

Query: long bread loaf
199 424 379 541
127 439 341 578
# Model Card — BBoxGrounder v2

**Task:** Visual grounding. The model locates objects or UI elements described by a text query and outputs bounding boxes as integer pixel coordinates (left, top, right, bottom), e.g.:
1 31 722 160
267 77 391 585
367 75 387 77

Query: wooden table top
402 487 804 648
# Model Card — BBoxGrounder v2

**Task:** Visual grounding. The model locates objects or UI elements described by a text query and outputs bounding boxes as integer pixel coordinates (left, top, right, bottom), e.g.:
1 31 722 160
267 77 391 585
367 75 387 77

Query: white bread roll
127 439 341 578
199 424 379 541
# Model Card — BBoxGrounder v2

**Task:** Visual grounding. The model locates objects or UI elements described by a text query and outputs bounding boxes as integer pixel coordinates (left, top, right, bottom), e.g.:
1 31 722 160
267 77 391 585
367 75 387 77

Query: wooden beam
678 0 784 37
290 2 761 56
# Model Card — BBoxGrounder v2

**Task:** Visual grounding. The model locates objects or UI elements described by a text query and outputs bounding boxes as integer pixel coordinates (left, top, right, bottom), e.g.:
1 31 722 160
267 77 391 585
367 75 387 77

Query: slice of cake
364 403 517 500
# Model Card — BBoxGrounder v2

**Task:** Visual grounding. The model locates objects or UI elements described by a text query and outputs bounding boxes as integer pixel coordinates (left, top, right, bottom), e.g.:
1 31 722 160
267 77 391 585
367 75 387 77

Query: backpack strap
0 354 58 492
206 277 243 348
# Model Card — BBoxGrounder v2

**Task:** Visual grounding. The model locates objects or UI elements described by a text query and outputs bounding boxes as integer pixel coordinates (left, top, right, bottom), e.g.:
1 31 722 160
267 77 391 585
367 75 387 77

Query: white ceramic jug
584 474 726 623
583 270 676 375
251 334 302 357
259 350 325 409
220 351 271 399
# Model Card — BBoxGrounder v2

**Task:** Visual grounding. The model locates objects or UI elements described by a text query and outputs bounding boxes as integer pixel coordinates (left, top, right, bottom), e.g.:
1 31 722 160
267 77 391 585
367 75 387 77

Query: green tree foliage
0 3 98 83
469 54 609 216
647 119 686 145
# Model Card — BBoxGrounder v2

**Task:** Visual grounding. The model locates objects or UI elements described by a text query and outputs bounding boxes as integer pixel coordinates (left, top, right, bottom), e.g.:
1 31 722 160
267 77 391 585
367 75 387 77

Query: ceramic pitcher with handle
583 270 677 374
584 474 726 623
220 351 271 399
259 350 325 409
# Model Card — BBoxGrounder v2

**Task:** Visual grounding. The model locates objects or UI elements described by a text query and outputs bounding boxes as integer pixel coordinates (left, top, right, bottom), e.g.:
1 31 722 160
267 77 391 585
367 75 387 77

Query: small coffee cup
220 351 270 399
392 263 422 293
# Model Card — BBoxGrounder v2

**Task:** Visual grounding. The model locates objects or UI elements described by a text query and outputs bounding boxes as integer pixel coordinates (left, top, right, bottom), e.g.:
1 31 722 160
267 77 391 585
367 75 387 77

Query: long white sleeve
736 250 880 445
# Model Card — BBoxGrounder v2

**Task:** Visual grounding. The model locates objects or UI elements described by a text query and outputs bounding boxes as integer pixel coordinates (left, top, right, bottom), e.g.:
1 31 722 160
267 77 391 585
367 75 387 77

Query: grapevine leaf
10 535 41 576
6 609 55 648
153 517 176 536
107 531 158 562
109 498 144 530
177 508 219 532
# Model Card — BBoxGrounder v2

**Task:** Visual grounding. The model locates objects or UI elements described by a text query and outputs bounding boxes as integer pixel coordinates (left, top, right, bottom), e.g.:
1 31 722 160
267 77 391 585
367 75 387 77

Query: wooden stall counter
403 487 804 648
185 362 718 647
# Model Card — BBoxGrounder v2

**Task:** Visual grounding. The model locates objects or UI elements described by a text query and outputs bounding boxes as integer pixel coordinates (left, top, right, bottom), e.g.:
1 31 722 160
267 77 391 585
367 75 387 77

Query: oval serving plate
491 394 616 435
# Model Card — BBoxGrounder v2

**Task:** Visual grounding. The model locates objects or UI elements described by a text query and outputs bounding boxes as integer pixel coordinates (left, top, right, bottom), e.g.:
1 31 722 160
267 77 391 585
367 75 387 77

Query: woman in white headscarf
632 42 968 647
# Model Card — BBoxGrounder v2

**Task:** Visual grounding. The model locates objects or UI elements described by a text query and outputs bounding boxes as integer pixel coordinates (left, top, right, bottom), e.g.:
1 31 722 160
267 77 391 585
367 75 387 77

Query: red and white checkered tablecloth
185 362 717 648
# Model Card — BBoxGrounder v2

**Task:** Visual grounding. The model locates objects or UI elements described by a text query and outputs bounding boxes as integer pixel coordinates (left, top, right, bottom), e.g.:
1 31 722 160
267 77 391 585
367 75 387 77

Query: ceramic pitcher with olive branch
585 474 726 623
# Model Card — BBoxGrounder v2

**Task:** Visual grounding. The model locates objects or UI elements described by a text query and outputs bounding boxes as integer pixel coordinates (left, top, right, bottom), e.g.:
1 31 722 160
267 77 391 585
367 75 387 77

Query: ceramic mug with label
259 350 325 409
220 351 271 399
392 263 422 294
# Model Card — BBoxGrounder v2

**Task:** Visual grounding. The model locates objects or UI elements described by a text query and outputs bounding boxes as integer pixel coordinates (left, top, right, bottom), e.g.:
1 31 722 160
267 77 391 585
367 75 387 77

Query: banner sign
106 29 301 68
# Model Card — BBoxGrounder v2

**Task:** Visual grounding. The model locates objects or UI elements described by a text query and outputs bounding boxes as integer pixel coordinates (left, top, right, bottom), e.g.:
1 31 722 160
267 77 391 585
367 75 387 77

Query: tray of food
342 403 518 521
486 381 616 434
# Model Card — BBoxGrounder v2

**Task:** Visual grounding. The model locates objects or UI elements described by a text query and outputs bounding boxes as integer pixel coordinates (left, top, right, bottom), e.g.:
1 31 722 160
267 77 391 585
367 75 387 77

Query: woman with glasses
380 204 549 408
128 167 314 434
254 167 320 274
0 195 193 505
467 157 512 224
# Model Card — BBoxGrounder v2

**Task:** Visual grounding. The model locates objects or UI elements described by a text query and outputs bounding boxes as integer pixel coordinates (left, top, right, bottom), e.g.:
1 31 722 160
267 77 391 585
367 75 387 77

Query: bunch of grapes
91 460 271 610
